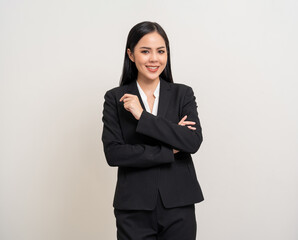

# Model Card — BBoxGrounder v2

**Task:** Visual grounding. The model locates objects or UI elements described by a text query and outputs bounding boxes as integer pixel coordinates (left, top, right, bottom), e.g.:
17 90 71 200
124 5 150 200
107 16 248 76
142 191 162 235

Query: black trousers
114 190 197 240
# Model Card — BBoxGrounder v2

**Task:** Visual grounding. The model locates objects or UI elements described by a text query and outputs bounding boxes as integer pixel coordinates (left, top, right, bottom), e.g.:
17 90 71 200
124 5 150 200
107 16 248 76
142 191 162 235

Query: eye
141 50 149 54
158 50 165 54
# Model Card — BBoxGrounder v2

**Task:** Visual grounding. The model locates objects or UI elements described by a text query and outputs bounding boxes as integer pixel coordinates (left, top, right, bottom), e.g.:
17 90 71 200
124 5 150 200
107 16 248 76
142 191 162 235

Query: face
127 31 168 82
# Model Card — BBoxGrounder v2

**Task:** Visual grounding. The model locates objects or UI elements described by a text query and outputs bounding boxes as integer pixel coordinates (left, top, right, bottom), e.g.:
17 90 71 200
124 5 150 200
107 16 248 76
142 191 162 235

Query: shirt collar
136 80 160 99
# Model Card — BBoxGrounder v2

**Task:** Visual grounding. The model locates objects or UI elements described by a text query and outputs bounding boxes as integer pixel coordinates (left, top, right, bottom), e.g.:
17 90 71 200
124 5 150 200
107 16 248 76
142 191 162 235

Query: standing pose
102 21 204 240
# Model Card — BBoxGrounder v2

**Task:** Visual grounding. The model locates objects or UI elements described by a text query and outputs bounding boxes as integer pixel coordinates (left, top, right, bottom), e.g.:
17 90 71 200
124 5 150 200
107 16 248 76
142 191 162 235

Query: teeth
147 67 158 69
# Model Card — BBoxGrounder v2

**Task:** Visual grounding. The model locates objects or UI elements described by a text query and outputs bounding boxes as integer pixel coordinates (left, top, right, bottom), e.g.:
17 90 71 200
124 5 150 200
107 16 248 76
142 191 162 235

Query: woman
102 21 204 240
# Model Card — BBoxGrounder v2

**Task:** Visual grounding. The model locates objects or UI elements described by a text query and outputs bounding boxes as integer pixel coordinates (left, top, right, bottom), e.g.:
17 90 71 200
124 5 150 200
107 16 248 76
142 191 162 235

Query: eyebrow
139 46 166 49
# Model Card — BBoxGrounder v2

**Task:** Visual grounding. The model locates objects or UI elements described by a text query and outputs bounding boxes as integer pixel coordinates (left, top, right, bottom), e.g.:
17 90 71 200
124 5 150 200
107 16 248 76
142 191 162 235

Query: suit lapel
126 79 146 111
126 77 171 118
157 78 171 117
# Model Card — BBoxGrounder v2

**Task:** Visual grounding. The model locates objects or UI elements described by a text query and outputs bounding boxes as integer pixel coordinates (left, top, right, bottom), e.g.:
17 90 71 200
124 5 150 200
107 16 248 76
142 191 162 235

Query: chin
150 71 163 78
138 67 164 81
147 75 160 81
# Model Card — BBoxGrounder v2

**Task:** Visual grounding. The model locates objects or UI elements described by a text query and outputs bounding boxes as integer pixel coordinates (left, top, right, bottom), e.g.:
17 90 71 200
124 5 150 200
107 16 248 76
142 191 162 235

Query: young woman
102 21 204 240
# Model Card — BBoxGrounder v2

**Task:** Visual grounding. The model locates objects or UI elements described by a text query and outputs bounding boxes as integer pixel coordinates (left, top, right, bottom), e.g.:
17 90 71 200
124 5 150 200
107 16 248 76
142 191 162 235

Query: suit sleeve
136 86 203 154
101 90 175 168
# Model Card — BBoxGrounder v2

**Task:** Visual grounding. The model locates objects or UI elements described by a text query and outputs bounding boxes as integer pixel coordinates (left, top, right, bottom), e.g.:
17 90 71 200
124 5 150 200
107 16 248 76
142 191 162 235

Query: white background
1 0 297 239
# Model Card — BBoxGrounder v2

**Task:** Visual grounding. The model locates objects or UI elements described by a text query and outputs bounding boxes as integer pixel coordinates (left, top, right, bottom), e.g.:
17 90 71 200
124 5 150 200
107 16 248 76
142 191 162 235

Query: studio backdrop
1 0 297 239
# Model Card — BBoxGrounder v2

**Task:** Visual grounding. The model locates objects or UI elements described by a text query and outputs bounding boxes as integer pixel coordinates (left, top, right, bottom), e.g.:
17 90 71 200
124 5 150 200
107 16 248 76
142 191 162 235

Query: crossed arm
101 87 203 168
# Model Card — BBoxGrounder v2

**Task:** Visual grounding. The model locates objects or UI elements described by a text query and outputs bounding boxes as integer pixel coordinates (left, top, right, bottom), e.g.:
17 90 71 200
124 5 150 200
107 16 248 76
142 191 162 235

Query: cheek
135 62 146 73
161 56 168 66
161 53 167 62
135 54 147 63
135 61 145 69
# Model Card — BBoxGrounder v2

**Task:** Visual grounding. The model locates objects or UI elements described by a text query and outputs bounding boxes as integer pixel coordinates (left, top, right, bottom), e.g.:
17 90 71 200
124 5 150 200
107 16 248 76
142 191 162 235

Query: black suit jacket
101 78 204 210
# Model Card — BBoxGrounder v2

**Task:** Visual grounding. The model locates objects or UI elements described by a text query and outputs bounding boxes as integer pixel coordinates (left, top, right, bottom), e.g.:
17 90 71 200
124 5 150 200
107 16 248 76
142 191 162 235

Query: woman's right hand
173 115 197 154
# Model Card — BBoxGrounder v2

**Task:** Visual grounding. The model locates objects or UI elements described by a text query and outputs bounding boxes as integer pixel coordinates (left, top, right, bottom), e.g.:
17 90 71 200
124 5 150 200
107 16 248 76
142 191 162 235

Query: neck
136 76 160 92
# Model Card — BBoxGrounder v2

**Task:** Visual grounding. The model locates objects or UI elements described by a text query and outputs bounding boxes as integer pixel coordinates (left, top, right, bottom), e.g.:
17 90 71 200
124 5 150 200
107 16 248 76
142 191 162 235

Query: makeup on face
129 32 168 82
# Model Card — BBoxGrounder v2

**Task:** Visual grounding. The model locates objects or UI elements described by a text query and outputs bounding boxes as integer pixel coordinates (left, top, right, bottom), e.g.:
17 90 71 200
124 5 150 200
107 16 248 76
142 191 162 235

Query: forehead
136 32 166 48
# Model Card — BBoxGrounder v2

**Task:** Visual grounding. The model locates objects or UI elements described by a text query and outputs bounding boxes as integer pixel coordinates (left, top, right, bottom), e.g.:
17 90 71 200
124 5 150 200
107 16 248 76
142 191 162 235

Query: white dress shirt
136 80 160 116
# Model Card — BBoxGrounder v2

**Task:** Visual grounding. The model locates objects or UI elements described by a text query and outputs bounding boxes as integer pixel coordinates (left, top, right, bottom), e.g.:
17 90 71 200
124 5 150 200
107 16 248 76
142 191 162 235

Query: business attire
136 79 160 116
102 77 204 239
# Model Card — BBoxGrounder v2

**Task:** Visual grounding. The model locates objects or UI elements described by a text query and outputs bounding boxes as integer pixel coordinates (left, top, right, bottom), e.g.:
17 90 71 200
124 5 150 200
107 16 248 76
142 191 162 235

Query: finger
179 121 195 127
121 96 133 103
178 115 187 124
183 121 196 125
119 93 135 102
122 98 131 103
187 126 196 130
119 95 129 102
123 103 131 112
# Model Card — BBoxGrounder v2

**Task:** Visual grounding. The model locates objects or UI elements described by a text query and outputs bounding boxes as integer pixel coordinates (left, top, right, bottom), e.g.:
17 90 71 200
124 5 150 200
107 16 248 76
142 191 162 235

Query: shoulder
170 82 191 90
168 81 195 97
168 82 198 107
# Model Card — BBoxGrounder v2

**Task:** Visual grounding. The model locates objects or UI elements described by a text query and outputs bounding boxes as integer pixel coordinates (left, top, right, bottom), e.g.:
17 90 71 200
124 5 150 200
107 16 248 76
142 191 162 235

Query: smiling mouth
146 66 159 72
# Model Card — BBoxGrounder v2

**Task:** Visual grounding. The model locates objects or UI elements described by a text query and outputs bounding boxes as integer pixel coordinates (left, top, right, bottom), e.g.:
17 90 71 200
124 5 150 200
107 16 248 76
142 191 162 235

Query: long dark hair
119 21 173 86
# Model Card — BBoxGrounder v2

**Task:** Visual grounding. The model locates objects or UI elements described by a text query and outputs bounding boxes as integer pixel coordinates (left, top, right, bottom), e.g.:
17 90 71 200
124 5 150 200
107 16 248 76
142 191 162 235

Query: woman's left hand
119 93 144 120
173 115 197 154
178 115 196 130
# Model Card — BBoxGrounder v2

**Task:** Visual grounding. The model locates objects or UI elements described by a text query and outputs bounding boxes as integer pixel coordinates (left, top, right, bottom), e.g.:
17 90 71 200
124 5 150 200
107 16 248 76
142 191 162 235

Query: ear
127 48 135 62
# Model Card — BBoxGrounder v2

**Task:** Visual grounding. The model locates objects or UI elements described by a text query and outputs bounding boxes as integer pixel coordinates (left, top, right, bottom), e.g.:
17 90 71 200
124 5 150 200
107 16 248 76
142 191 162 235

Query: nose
149 52 158 62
